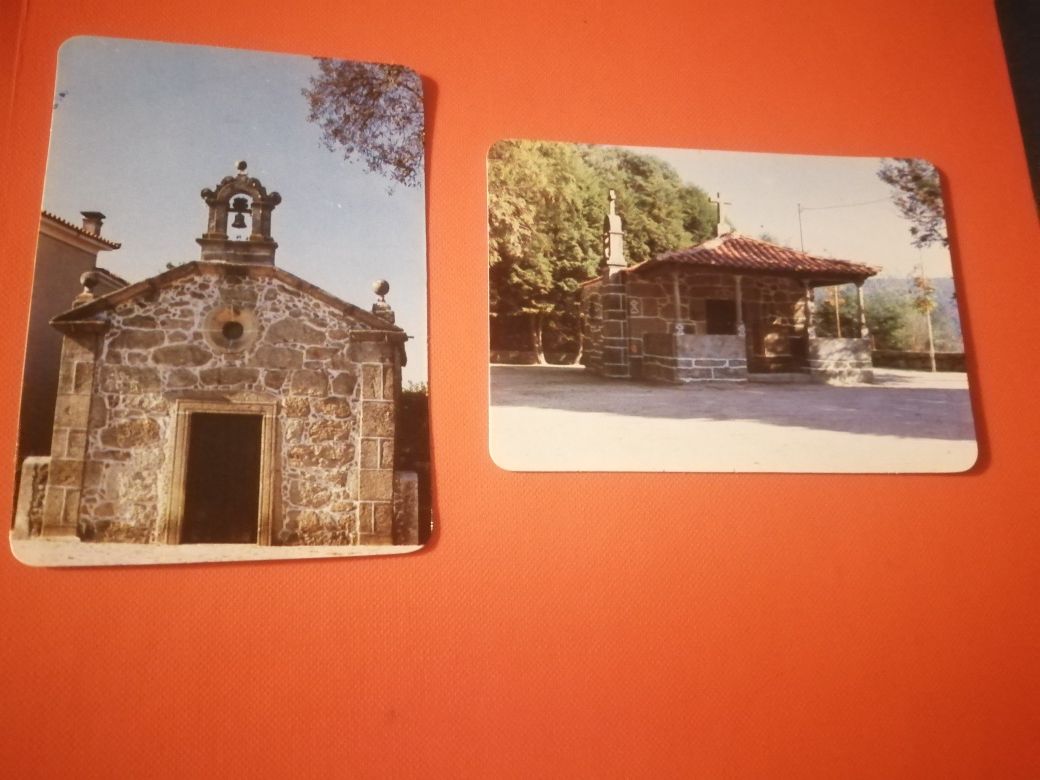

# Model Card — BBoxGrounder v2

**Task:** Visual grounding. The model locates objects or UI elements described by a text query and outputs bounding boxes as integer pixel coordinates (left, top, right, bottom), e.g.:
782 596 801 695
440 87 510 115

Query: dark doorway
181 413 263 544
705 299 737 335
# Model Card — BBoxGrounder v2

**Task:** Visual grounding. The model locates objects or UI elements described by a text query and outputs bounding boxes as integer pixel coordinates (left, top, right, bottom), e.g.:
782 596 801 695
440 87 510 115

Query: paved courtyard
489 365 978 472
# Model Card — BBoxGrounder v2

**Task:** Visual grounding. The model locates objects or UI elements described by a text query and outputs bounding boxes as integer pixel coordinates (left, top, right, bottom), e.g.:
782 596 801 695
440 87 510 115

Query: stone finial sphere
372 279 390 297
236 160 248 172
79 270 100 290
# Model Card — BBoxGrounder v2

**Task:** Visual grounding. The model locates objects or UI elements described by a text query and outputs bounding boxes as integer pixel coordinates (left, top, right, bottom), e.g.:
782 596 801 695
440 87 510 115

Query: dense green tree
877 158 948 248
580 146 716 264
488 141 716 361
302 59 424 189
488 140 602 362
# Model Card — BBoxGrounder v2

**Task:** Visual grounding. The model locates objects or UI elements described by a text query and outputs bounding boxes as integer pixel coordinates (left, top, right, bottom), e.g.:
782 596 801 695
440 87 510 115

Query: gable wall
624 270 808 364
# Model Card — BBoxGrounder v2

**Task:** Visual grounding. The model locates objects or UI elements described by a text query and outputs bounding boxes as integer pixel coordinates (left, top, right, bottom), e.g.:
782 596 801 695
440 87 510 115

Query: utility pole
797 203 804 251
925 304 936 372
833 287 842 337
911 262 937 372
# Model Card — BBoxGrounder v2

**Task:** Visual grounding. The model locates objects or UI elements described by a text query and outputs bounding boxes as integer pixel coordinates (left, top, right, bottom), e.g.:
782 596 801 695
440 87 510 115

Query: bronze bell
230 196 249 230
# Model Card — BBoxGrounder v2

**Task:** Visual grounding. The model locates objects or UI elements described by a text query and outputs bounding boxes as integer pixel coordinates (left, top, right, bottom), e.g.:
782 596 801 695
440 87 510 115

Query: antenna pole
797 203 805 251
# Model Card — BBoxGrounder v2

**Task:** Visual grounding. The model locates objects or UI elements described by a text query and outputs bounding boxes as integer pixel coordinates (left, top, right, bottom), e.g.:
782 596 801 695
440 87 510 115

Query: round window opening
222 321 245 341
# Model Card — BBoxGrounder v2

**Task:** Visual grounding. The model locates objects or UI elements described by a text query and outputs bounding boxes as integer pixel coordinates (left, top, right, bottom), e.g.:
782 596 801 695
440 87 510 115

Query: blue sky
42 36 428 383
632 145 956 281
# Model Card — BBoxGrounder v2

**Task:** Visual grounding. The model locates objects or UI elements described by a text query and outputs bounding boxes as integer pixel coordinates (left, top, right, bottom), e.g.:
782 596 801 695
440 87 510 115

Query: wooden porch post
832 286 842 337
803 280 816 339
671 272 684 335
734 275 746 336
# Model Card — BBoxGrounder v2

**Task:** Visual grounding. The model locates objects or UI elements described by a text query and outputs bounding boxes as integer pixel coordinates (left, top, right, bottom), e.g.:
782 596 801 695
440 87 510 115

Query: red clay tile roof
41 211 122 250
628 232 878 282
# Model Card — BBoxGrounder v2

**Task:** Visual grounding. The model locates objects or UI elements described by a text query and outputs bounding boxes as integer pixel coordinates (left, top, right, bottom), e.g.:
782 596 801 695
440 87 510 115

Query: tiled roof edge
41 211 122 250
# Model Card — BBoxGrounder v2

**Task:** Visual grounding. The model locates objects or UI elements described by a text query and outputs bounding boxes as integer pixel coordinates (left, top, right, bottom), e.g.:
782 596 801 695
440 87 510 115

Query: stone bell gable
20 163 418 549
197 159 282 265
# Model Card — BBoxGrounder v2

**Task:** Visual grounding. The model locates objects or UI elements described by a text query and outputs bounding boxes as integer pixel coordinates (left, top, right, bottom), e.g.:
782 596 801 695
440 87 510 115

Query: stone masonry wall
808 338 874 384
623 270 807 366
643 333 748 383
579 285 604 373
77 266 388 544
580 273 630 378
583 269 809 378
13 456 49 538
40 329 102 537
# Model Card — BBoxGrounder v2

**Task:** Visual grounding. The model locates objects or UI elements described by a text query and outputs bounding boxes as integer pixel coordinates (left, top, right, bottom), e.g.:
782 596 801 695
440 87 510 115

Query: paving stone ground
489 365 978 473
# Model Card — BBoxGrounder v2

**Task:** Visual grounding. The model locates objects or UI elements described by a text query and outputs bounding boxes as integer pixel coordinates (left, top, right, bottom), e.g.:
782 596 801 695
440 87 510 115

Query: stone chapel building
15 162 418 547
581 192 879 384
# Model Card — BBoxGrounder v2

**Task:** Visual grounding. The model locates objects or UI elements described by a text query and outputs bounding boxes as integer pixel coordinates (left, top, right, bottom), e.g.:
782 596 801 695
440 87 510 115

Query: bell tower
197 161 282 265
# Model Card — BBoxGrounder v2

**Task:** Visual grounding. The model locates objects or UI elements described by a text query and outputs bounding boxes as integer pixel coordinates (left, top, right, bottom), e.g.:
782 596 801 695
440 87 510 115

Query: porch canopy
594 232 880 383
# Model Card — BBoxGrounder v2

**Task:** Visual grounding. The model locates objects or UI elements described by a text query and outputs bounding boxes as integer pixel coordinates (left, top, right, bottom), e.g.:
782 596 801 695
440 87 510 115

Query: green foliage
878 158 948 249
488 140 599 320
813 286 859 340
815 278 963 352
488 140 716 357
865 285 917 350
910 273 937 314
579 146 716 264
302 59 424 189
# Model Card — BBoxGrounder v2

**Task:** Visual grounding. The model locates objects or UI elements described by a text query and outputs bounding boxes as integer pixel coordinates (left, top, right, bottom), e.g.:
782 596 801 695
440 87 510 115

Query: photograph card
12 37 431 566
488 141 976 473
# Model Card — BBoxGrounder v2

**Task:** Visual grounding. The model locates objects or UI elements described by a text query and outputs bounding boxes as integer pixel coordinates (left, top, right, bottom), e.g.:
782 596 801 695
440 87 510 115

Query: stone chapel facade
15 163 418 547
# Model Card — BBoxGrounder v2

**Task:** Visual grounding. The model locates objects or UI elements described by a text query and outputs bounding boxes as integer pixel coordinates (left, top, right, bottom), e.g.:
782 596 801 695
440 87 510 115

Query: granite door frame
161 398 279 545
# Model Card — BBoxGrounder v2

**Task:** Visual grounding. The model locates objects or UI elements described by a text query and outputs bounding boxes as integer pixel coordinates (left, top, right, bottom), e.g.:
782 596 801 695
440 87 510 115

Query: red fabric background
1 1 1037 776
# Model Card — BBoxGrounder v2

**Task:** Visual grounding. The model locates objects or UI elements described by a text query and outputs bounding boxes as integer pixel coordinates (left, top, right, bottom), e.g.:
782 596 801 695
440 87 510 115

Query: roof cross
710 192 732 236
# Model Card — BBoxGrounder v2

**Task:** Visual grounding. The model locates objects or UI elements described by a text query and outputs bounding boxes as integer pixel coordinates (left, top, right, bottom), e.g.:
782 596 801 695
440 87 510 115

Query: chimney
80 211 106 236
